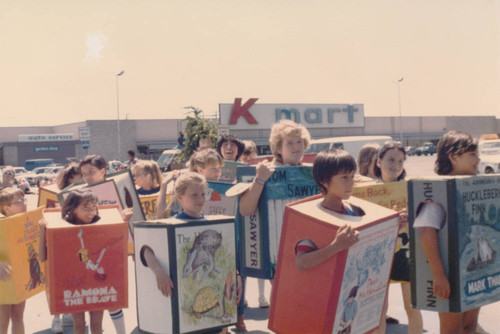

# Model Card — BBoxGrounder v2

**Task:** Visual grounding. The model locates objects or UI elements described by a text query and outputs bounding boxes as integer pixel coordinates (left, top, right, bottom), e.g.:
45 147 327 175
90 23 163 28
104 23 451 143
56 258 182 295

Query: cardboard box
38 183 60 208
204 181 237 217
409 175 500 312
139 193 175 220
352 181 408 211
235 165 320 279
219 160 245 183
0 207 46 304
43 206 128 314
269 195 399 334
134 216 237 334
352 181 410 282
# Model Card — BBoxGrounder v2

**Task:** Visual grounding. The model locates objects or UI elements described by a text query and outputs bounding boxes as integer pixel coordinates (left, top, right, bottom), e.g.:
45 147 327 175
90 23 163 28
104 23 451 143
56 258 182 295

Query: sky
1 0 499 127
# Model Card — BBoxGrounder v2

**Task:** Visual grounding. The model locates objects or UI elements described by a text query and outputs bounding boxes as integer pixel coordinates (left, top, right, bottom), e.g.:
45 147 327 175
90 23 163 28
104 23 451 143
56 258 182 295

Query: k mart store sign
219 98 364 130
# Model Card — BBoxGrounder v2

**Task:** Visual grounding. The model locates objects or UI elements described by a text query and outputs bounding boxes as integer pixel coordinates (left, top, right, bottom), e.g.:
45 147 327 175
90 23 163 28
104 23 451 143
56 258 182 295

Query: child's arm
296 224 359 271
418 227 449 300
143 246 174 297
121 208 133 222
38 218 48 262
239 161 275 216
157 171 178 219
0 261 12 281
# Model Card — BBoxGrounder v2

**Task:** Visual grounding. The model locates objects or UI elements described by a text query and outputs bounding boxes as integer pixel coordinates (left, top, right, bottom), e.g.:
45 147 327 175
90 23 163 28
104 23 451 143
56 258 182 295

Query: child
0 166 28 193
295 149 361 271
132 160 163 195
141 172 233 333
239 119 311 216
216 135 245 162
238 120 311 330
79 155 127 334
239 140 258 164
39 190 103 334
144 172 207 294
0 188 28 334
357 143 380 179
55 162 82 191
414 131 480 334
156 170 180 219
374 141 423 334
188 149 223 182
43 162 83 332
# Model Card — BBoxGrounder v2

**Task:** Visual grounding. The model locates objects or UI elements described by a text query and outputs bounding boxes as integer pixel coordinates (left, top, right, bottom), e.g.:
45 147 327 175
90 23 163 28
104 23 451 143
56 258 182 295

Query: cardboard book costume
409 175 500 312
134 215 237 334
43 206 128 314
269 195 399 334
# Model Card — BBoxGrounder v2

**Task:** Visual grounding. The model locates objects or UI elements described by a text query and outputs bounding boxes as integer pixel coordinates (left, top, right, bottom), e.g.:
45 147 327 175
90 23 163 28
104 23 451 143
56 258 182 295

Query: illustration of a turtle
190 286 220 319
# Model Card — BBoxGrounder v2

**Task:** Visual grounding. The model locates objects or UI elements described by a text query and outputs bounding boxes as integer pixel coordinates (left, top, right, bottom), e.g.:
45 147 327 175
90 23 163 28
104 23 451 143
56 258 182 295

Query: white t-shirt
413 201 447 230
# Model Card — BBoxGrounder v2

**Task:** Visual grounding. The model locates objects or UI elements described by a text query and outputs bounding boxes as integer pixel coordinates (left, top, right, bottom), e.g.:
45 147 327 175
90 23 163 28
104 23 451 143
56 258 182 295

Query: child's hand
121 208 133 222
433 272 450 300
155 270 174 297
162 170 179 186
333 224 359 250
397 208 408 232
255 160 275 183
38 218 48 236
0 262 12 281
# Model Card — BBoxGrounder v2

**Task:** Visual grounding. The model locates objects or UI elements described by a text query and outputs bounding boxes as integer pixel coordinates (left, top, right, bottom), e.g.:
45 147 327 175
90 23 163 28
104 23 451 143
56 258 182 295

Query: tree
176 106 218 162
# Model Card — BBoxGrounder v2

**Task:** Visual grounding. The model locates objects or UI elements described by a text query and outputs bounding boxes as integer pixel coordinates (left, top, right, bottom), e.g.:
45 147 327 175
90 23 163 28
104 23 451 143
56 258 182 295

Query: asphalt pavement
21 266 500 333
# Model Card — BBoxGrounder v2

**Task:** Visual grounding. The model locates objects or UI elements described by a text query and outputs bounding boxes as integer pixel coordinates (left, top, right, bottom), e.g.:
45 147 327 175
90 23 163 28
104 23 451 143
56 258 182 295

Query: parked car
24 158 55 171
405 146 416 156
12 167 28 176
107 160 127 174
157 149 185 172
25 166 62 186
415 142 436 156
478 140 500 174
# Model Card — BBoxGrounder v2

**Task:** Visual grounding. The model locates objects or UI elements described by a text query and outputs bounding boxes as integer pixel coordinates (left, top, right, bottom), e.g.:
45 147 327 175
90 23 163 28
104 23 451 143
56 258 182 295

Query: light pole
397 77 404 145
116 70 124 160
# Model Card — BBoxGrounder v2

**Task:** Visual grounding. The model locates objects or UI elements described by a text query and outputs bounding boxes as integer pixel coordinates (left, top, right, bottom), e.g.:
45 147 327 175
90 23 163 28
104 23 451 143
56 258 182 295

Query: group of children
0 119 485 334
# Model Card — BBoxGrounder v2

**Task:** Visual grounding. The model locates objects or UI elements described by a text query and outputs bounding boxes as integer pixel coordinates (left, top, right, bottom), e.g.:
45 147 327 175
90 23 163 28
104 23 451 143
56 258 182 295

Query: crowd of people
0 122 489 334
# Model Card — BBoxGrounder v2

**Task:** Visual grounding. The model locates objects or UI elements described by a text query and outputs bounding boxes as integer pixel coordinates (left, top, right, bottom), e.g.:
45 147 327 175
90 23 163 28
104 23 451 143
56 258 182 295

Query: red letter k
229 98 259 125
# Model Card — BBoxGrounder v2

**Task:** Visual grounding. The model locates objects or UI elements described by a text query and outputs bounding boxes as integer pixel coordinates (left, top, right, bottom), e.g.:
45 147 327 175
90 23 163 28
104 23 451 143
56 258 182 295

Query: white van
305 135 392 159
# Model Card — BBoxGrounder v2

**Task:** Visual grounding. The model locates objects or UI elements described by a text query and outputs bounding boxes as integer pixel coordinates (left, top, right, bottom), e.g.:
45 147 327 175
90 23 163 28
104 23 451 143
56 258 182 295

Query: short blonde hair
269 120 311 164
188 149 224 172
174 172 207 197
0 187 24 215
132 160 163 188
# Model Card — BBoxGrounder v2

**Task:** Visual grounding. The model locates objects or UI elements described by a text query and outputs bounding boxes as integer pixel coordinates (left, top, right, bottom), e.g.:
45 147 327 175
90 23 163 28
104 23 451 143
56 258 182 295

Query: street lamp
397 77 404 145
116 70 125 160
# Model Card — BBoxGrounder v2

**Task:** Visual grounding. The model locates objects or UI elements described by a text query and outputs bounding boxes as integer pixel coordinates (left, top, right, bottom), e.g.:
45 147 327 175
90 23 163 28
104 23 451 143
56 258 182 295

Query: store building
0 98 498 167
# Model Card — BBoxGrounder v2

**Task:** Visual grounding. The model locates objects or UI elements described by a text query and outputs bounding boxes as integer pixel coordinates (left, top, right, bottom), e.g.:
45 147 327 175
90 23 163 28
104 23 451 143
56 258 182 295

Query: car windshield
480 142 500 155
157 153 174 164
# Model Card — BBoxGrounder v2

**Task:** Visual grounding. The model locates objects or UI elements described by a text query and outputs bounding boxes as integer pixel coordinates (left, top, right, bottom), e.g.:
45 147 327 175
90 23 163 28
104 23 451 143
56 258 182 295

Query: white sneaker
61 313 73 326
51 317 63 333
259 296 270 308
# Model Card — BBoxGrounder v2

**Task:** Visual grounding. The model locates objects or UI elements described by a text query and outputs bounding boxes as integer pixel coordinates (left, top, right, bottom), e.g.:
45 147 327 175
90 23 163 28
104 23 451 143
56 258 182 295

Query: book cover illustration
176 224 237 333
333 222 397 333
